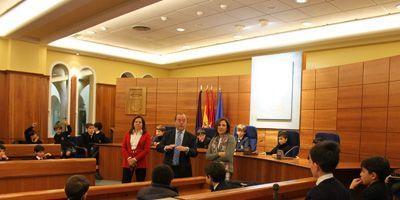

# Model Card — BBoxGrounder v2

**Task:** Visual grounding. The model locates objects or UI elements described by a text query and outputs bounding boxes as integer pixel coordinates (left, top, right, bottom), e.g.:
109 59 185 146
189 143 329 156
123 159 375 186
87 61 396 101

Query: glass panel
77 68 95 135
50 64 69 137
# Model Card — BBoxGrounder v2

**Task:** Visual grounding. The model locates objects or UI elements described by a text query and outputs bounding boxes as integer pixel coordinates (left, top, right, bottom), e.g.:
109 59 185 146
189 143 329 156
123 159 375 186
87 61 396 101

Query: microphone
273 183 280 200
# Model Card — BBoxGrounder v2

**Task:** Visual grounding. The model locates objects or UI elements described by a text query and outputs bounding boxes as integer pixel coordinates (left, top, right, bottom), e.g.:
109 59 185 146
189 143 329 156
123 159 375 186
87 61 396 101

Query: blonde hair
237 124 246 132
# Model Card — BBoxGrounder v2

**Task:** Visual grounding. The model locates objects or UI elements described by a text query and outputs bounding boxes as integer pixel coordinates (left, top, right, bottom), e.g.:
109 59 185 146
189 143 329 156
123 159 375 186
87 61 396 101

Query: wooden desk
0 158 96 194
178 177 316 200
0 176 209 200
4 144 61 159
99 144 362 186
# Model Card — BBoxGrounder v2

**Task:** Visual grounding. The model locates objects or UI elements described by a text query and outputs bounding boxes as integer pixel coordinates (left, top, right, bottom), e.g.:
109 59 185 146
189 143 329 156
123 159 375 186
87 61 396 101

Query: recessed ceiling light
296 0 307 3
86 31 96 35
302 22 313 27
235 24 245 31
196 11 203 16
160 16 168 21
176 28 185 32
259 19 269 26
243 26 252 30
220 4 227 10
100 27 108 31
396 4 400 9
76 52 80 56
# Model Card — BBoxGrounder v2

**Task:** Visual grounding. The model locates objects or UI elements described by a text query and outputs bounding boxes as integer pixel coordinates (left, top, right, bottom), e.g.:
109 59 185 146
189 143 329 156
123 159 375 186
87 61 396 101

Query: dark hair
156 125 166 131
214 118 230 135
85 123 94 129
34 144 45 153
361 156 391 182
152 164 174 185
65 175 90 200
130 116 146 134
278 131 288 138
197 128 206 136
0 144 5 150
205 162 226 183
309 141 340 173
94 122 103 130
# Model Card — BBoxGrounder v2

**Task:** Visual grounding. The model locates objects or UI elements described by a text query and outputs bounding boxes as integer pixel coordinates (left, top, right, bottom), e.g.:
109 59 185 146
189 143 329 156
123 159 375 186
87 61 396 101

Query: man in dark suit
156 113 197 178
205 162 240 192
306 141 350 200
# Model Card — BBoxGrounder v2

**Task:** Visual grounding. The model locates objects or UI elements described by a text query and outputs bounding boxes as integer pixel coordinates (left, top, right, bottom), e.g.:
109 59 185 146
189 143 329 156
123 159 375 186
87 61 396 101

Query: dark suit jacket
137 183 178 200
350 181 391 200
156 130 197 167
211 181 241 192
235 136 250 152
306 177 350 200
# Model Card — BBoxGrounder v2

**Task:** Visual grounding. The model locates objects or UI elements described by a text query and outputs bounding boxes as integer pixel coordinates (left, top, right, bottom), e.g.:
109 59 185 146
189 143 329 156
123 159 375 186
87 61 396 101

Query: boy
196 128 211 149
137 164 178 200
0 144 9 161
306 141 349 200
33 144 52 160
349 156 391 200
152 125 166 146
54 120 75 158
266 131 292 155
24 122 38 143
235 124 249 152
93 122 108 144
204 162 240 192
81 123 103 179
65 175 90 200
28 131 43 144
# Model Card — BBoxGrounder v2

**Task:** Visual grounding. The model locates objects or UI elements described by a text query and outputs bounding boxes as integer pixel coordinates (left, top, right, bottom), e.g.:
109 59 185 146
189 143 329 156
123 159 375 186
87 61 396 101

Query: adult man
156 113 197 178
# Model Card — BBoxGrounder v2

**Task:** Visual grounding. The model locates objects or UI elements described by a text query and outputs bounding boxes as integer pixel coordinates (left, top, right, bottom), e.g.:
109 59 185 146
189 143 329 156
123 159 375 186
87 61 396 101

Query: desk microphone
273 183 280 200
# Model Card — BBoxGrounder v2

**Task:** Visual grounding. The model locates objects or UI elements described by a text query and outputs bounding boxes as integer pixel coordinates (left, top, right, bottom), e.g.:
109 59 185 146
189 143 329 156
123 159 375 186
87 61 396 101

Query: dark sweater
266 143 292 155
137 183 178 200
350 181 391 200
306 177 350 200
54 125 74 149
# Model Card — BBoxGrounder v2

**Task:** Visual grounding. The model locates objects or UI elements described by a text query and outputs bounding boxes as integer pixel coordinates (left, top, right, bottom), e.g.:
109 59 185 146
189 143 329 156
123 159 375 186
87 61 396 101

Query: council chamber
0 0 400 200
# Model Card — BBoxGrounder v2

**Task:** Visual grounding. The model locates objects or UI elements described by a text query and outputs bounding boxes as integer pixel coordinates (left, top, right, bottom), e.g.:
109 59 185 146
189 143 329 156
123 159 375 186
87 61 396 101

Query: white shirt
130 130 143 150
316 173 334 185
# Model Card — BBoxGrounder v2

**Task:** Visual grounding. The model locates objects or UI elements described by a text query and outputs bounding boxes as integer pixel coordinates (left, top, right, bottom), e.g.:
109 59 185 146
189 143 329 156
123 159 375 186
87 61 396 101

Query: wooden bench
0 158 96 194
178 177 316 200
3 144 61 159
0 176 209 200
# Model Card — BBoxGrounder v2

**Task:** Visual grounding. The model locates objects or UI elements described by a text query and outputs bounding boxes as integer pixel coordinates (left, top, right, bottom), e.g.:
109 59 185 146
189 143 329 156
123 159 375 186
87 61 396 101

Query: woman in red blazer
121 115 151 183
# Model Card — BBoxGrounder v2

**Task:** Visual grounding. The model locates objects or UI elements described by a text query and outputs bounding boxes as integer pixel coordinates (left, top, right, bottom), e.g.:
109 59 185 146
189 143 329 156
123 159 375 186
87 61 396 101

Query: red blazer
121 131 151 169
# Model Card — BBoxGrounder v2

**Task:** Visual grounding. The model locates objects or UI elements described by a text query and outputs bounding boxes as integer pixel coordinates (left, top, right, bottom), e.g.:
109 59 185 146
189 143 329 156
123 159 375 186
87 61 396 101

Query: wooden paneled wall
0 71 49 143
300 55 400 164
114 75 251 142
96 83 116 139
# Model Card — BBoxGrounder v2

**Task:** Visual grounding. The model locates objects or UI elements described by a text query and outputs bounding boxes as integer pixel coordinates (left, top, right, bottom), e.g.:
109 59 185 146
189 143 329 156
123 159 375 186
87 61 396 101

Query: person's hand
128 157 137 167
45 153 52 158
218 152 226 157
259 152 266 155
32 122 37 127
350 178 362 189
175 146 188 152
165 144 176 150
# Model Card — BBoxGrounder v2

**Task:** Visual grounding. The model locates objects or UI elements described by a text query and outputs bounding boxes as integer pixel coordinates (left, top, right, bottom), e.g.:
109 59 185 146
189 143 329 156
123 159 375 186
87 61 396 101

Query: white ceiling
72 0 400 54
0 0 22 16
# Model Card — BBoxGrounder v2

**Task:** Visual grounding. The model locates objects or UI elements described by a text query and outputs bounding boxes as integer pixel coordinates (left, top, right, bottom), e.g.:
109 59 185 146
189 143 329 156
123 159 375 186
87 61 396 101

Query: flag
215 89 223 121
209 89 215 127
195 90 203 131
202 89 210 127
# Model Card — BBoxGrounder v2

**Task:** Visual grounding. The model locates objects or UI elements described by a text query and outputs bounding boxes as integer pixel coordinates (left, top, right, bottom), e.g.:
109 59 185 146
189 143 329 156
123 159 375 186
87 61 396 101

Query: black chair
313 132 340 144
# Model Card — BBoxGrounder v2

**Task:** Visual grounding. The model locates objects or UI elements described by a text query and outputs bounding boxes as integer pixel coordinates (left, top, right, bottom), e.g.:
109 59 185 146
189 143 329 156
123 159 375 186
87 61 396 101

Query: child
235 124 249 152
94 122 108 144
152 125 166 146
54 120 75 158
306 141 349 200
266 131 292 156
81 123 102 179
349 156 391 200
204 162 240 192
196 128 211 149
25 122 42 144
33 144 52 160
0 144 9 161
